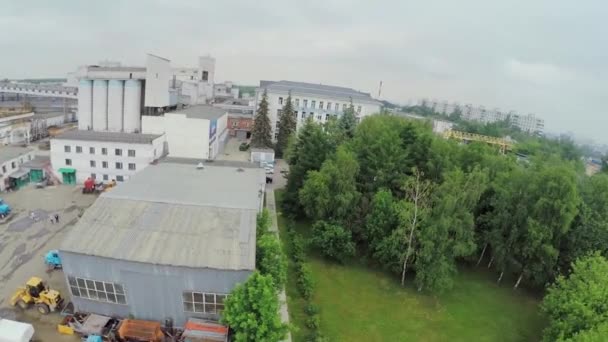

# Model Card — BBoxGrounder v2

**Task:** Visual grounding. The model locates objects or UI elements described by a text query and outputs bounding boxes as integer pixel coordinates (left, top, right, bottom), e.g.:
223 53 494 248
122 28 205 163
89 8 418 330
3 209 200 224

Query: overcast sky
1 1 606 142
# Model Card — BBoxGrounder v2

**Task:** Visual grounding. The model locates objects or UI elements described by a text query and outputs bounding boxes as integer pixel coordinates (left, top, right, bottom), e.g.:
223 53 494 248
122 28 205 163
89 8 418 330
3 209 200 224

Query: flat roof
61 163 265 270
53 130 163 144
0 146 33 165
260 80 382 104
22 156 50 169
170 105 227 121
87 66 146 72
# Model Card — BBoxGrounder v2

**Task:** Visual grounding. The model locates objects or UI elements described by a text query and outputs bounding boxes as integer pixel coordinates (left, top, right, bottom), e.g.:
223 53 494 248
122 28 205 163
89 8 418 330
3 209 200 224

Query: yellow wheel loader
10 277 64 314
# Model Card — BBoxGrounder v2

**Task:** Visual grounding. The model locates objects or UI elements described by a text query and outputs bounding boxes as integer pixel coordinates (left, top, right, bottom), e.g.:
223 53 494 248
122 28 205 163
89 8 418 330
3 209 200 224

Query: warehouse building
60 162 265 326
51 130 165 184
142 105 228 160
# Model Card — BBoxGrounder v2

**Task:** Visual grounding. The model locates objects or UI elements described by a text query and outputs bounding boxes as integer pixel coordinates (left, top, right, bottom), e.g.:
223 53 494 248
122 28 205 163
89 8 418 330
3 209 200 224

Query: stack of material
182 319 229 342
117 319 164 342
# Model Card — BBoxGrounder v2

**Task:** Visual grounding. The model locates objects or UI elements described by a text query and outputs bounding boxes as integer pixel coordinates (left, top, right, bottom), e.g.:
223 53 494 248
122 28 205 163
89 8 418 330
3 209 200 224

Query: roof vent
196 162 204 170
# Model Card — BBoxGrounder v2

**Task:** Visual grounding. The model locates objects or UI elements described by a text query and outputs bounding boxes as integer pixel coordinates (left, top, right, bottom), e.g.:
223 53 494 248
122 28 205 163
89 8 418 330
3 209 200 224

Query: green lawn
274 191 545 341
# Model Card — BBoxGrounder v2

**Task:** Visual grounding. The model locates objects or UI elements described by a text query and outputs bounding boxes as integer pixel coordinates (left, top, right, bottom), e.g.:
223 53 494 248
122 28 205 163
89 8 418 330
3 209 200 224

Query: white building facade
51 130 165 184
142 105 228 160
255 81 382 139
0 147 35 191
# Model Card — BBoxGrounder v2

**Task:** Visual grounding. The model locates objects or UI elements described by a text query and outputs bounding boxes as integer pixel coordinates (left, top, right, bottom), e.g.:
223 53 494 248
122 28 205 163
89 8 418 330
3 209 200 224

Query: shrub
311 221 356 263
306 314 321 329
305 303 319 316
297 263 314 299
256 209 271 238
291 234 307 264
256 234 288 290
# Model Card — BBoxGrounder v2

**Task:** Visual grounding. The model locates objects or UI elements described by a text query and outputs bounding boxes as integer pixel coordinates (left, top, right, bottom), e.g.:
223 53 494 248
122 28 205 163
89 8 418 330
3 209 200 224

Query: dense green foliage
251 90 273 148
311 221 355 263
221 272 288 342
541 253 608 341
275 95 297 158
257 233 287 290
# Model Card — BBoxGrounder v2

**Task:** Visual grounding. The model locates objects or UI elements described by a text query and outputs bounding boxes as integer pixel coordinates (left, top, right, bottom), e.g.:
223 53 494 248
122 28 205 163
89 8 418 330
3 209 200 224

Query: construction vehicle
82 178 104 194
44 250 62 269
10 277 64 315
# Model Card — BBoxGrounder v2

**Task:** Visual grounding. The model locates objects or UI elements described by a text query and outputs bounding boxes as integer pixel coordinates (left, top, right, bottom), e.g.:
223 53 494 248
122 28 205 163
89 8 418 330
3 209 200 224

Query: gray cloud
1 0 606 142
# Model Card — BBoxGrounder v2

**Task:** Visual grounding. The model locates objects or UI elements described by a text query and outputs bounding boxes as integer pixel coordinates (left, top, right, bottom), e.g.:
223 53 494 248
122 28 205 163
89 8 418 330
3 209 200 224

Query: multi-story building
50 130 165 184
255 81 382 139
0 146 36 191
214 99 254 140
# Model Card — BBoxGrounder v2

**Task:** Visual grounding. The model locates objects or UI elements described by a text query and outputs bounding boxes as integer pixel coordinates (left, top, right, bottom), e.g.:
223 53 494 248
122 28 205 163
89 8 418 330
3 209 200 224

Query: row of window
64 159 136 171
90 174 124 182
278 97 362 113
0 154 33 174
64 146 136 157
231 121 251 128
67 275 226 314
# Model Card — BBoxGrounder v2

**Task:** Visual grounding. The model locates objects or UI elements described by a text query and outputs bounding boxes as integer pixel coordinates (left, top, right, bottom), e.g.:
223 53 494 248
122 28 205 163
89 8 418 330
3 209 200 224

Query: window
183 291 226 314
343 103 347 111
357 105 362 113
1 166 5 173
294 111 298 119
325 114 330 121
116 175 124 182
89 147 95 154
75 146 82 153
67 276 127 305
11 162 16 169
335 103 339 111
278 97 283 105
303 99 308 108
128 163 136 171
274 132 279 139
91 173 96 179
103 174 108 181
311 100 316 109
295 99 300 107
232 121 238 127
277 109 283 117
65 159 72 166
101 148 107 155
115 149 122 156
28 155 32 160
90 160 96 167
319 101 324 110
202 71 209 81
102 161 108 169
316 115 322 121
64 145 71 153
115 162 123 170
128 149 136 157
327 102 332 110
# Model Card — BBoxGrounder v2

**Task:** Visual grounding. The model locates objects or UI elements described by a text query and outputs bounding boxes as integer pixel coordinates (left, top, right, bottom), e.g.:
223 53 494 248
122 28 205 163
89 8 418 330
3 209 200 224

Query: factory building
60 162 265 326
256 81 382 139
171 56 216 105
0 146 36 191
142 105 228 160
50 130 165 184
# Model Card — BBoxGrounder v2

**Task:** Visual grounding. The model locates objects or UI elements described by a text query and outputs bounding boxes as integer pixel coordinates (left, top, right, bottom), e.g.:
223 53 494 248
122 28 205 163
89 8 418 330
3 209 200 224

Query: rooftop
22 156 50 169
260 80 381 103
170 105 227 120
86 66 147 72
61 162 264 270
0 146 33 165
53 130 163 144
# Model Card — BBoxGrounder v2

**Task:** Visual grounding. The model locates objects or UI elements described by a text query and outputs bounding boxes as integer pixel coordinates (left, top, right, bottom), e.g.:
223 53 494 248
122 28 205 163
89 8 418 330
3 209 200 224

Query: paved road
265 189 292 342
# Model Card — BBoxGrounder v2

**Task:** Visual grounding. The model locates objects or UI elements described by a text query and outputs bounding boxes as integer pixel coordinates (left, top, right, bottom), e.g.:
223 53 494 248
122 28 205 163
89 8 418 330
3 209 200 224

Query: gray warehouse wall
60 251 251 326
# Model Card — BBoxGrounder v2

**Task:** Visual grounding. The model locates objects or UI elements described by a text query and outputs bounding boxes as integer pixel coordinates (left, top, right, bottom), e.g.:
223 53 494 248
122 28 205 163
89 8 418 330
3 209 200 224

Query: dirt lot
0 184 96 341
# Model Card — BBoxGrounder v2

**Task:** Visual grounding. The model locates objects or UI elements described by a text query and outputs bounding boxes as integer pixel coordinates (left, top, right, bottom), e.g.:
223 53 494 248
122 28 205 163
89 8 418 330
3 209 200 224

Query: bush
291 233 307 264
311 221 356 263
305 330 328 342
305 303 319 316
297 263 314 299
256 234 288 290
306 314 321 329
256 209 271 238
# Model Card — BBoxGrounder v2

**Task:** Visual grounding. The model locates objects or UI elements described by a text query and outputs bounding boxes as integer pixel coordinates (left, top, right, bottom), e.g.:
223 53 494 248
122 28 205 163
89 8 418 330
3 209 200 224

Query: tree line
279 113 608 340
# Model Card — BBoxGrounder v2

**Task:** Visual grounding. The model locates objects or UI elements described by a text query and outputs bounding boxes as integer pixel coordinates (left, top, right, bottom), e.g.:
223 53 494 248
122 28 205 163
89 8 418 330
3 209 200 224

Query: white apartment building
142 105 228 160
255 81 382 139
51 130 165 184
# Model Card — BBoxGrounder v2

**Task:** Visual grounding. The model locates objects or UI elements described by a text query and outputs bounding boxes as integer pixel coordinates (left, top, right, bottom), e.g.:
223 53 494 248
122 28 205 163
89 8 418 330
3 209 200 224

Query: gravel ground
0 184 96 341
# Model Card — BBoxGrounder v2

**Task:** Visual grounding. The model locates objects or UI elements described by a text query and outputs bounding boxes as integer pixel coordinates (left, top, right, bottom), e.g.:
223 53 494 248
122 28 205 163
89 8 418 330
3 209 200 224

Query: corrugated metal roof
170 105 227 120
105 163 265 210
61 197 256 270
53 130 163 144
260 80 381 103
0 146 32 165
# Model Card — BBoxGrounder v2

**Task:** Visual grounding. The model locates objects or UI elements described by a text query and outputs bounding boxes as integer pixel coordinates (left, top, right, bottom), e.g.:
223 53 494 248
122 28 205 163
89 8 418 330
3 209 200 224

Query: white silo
77 79 93 130
92 80 108 131
107 80 124 132
123 80 142 132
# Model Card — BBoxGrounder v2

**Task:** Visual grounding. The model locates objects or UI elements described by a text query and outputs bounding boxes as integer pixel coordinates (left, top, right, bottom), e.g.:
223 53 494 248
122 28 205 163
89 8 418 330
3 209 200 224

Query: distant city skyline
1 0 605 143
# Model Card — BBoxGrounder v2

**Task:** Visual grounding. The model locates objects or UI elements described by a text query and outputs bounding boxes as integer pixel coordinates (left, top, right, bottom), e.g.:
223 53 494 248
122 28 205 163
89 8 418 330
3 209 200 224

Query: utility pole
378 81 383 98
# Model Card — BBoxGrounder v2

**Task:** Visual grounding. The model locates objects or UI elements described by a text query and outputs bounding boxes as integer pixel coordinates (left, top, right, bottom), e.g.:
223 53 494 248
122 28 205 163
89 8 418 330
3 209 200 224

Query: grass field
275 191 545 342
